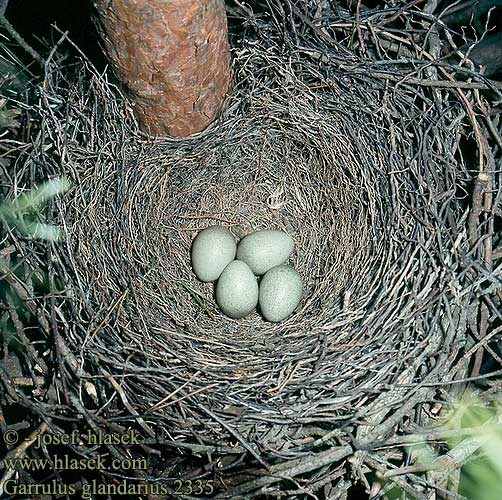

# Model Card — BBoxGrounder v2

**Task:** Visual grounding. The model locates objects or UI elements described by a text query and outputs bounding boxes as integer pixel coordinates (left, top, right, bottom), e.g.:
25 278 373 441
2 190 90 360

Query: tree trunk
92 0 231 137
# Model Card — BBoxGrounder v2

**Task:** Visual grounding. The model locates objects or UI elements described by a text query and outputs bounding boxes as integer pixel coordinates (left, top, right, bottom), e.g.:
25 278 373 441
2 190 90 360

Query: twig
0 13 44 65
378 421 502 447
83 290 128 348
384 429 494 478
47 242 69 404
467 172 491 247
471 302 489 378
199 405 270 470
101 369 155 438
363 453 428 500
0 422 48 496
355 1 367 55
219 445 353 498
379 0 427 26
0 0 9 16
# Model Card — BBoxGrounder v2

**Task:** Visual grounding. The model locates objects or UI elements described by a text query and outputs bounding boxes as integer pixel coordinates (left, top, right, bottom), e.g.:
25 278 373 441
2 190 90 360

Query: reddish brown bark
93 0 231 137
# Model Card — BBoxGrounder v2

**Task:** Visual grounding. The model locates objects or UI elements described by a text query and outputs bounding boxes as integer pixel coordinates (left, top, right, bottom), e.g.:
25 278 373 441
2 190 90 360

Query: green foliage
446 393 502 500
0 97 20 129
0 177 71 240
405 392 502 499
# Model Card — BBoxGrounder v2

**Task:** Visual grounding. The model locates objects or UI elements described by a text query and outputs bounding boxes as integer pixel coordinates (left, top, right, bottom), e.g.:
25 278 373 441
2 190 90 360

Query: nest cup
67 76 390 384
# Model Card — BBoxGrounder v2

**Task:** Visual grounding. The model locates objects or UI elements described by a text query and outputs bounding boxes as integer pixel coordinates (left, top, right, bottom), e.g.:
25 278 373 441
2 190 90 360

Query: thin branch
0 13 44 65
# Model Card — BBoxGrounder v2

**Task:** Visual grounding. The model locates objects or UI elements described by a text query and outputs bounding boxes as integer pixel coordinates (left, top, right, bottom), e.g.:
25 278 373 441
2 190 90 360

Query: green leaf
9 177 71 212
0 177 70 240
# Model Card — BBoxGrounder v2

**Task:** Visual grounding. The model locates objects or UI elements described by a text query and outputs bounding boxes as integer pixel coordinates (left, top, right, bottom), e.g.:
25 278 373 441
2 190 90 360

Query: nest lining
62 80 401 385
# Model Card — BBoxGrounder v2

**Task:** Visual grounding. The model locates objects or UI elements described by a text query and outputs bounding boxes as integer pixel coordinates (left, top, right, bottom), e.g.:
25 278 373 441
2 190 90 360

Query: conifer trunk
93 0 231 137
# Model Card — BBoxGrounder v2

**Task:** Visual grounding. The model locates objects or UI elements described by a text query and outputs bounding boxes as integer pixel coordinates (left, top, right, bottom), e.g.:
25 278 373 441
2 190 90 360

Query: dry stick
199 405 270 470
315 69 502 90
476 121 496 272
47 242 69 405
142 437 244 455
444 328 502 400
0 422 48 496
149 370 202 411
467 174 491 248
66 390 151 474
355 1 367 55
101 369 155 438
423 0 442 106
154 382 220 410
482 111 502 150
440 0 500 28
354 315 448 449
389 407 502 493
471 302 489 378
82 289 128 349
467 130 494 379
413 15 494 394
0 14 44 65
378 424 502 448
396 76 502 90
0 257 51 336
384 428 495 478
363 454 428 500
422 40 486 177
358 15 490 478
388 9 488 169
366 21 384 59
415 9 502 95
465 169 492 382
379 0 427 26
219 445 353 499
2 276 49 375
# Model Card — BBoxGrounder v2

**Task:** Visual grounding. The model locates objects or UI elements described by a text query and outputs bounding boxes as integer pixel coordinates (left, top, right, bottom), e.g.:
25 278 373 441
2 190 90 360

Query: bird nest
2 2 501 499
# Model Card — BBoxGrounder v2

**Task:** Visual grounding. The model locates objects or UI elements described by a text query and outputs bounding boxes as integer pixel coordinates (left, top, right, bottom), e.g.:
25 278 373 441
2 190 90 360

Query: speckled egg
259 265 303 322
191 226 236 282
236 230 294 275
216 260 259 318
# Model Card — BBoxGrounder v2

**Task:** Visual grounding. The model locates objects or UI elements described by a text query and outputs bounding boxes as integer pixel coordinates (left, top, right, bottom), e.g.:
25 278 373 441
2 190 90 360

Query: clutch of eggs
191 226 303 322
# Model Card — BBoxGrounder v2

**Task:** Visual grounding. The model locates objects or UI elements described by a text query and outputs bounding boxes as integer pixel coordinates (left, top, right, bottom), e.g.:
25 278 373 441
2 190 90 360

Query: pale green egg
236 230 294 275
216 260 258 318
191 226 236 282
259 265 303 322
